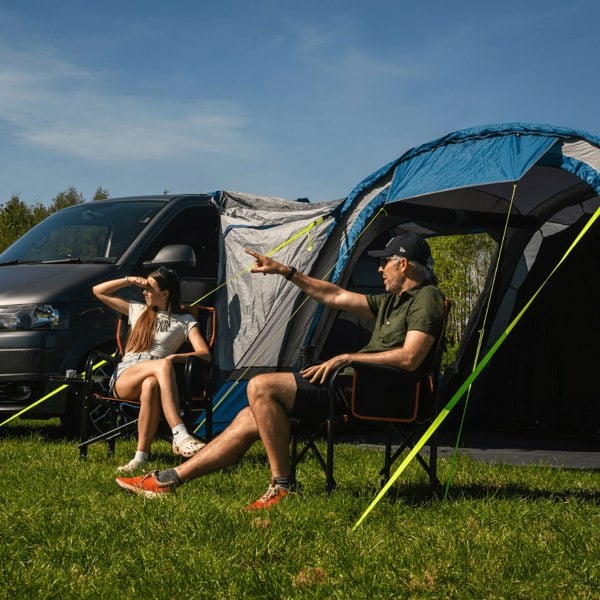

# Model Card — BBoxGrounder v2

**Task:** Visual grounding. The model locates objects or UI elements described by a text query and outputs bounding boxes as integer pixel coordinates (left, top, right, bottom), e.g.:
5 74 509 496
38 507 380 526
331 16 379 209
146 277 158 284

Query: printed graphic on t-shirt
156 316 171 333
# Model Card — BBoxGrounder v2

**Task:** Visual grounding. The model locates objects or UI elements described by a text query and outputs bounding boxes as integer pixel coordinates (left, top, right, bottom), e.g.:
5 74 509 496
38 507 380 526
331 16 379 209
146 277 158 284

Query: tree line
0 186 109 253
0 188 496 364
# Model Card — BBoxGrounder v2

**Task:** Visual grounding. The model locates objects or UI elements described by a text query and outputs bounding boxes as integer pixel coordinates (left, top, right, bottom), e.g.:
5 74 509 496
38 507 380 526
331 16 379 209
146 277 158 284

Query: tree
92 187 110 201
0 195 40 252
429 233 496 366
49 186 84 212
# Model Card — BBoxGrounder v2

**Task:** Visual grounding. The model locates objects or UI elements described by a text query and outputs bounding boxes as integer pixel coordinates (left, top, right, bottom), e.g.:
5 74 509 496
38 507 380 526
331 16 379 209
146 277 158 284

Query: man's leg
175 406 260 481
246 372 297 479
115 406 261 496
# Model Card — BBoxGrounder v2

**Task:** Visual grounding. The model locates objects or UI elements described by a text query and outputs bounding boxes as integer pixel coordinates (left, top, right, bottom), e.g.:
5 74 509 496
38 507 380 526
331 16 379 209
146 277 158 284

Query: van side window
140 206 219 280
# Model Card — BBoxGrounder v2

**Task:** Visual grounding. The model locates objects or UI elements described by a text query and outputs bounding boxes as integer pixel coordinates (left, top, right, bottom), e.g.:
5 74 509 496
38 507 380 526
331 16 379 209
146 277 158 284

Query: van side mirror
143 244 197 269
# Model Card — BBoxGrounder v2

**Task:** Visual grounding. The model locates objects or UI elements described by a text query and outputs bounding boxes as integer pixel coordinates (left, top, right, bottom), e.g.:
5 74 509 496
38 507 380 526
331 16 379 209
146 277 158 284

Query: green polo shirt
359 283 446 363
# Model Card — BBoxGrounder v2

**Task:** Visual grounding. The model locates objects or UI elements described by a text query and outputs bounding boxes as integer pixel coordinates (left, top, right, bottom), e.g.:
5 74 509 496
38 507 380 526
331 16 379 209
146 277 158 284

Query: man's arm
245 248 373 320
301 329 436 384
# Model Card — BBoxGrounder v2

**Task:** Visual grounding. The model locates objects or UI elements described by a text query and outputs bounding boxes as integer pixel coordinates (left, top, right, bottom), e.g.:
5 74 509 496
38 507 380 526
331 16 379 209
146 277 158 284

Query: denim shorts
109 353 159 396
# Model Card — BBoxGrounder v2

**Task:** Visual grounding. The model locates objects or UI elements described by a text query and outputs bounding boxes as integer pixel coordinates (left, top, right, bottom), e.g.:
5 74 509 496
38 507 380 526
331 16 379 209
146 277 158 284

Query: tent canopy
204 123 600 441
344 122 600 439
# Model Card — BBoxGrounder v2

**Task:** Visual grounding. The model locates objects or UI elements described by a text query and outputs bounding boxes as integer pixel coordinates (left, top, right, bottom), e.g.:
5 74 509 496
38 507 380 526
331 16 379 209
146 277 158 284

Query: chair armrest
347 361 422 382
84 350 119 382
183 355 212 376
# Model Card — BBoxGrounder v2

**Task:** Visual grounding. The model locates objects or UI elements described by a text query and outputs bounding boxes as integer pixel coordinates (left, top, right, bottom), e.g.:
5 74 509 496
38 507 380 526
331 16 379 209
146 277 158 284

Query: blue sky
1 0 599 205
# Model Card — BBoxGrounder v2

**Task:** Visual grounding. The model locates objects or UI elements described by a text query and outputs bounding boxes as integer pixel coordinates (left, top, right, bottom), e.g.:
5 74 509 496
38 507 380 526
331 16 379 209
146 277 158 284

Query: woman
92 266 211 473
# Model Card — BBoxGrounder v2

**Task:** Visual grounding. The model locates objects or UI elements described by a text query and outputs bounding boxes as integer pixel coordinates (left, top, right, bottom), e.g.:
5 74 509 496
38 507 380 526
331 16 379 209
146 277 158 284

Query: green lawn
0 419 598 599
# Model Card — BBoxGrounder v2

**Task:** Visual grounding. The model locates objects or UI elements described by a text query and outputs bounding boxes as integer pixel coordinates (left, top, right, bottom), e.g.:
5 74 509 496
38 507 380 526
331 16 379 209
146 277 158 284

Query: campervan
0 194 220 434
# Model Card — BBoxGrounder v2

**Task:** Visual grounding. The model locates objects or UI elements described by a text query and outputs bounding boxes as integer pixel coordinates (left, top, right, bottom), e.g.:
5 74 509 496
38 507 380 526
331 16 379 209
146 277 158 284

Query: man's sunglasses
379 256 402 268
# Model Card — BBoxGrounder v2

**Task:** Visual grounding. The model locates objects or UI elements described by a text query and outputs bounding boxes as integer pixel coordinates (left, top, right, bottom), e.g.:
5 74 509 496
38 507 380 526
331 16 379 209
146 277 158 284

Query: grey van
0 194 220 434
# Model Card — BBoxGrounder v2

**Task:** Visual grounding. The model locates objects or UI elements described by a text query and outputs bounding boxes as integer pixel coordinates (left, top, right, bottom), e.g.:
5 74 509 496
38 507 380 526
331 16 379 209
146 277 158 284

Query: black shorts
291 372 351 420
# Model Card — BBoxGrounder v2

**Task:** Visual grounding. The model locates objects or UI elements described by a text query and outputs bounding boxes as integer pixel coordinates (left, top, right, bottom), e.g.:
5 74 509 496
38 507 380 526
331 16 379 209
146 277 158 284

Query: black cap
368 233 433 267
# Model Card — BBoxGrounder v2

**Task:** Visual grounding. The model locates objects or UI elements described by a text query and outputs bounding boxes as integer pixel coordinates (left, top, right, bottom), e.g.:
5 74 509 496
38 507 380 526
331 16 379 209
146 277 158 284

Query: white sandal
172 435 205 458
116 458 148 473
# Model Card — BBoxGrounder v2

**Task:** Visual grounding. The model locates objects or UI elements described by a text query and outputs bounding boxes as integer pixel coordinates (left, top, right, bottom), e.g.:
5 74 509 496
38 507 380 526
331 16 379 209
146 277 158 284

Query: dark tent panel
462 216 600 439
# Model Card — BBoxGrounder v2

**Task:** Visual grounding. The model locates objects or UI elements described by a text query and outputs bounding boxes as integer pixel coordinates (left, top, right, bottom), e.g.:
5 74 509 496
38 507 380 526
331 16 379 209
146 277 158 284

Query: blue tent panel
387 132 557 202
194 380 249 436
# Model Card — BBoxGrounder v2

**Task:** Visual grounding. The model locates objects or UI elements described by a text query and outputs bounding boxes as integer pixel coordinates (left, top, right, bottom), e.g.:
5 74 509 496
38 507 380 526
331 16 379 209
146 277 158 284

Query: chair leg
379 424 440 493
77 418 138 453
381 424 393 482
107 403 118 457
429 431 440 491
290 421 330 487
79 393 91 460
325 418 337 492
290 428 298 484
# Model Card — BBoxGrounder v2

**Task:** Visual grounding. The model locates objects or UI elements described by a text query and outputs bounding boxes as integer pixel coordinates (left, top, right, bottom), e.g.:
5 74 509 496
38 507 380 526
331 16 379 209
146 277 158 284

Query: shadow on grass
0 420 69 443
348 480 600 506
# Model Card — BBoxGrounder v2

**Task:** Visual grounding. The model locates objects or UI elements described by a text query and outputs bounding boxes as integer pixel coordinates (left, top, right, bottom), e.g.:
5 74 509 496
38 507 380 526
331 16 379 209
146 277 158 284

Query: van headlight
0 304 69 330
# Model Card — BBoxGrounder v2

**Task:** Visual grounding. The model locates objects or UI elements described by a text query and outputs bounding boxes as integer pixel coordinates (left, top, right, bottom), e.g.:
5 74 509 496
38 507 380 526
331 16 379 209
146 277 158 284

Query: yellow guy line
194 206 388 433
444 183 518 497
190 217 326 307
0 357 111 428
353 205 600 530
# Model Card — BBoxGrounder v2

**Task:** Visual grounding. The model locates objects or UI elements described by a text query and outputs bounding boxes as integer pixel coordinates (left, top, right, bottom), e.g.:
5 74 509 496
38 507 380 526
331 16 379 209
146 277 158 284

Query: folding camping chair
77 305 216 459
290 299 451 493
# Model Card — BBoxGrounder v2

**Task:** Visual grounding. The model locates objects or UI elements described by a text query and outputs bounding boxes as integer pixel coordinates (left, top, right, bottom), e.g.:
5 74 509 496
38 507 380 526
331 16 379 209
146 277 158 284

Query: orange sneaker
115 471 176 498
243 480 300 511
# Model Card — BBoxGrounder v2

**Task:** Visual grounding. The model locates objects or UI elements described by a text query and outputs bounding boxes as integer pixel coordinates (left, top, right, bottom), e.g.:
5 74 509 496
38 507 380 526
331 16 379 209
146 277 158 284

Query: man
115 232 446 509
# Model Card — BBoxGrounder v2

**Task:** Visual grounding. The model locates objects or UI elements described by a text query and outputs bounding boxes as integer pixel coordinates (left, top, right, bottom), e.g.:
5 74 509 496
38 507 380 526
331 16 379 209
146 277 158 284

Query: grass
0 419 599 599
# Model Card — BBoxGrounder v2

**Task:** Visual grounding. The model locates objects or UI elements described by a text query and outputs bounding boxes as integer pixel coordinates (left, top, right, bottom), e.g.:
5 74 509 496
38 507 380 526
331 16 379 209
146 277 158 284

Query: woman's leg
135 376 161 454
114 370 163 472
114 359 203 458
114 358 183 429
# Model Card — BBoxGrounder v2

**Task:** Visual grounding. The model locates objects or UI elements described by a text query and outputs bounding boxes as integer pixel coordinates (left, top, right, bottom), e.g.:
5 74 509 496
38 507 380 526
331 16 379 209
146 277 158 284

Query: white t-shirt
125 302 198 358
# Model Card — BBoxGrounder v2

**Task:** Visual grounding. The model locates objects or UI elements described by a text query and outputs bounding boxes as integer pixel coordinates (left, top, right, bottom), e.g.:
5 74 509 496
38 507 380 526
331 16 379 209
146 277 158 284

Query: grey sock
155 468 182 486
274 475 292 490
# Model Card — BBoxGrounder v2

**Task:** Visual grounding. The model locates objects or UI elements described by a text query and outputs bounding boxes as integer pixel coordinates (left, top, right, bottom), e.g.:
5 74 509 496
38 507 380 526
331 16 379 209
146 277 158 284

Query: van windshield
0 200 166 263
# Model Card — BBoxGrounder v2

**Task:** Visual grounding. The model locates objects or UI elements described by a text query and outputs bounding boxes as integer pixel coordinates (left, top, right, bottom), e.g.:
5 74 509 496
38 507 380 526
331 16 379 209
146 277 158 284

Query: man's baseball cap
368 233 433 267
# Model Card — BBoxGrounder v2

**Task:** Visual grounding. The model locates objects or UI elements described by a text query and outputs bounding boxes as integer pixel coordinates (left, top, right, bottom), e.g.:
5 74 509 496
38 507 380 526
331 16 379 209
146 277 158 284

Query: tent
205 123 600 442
